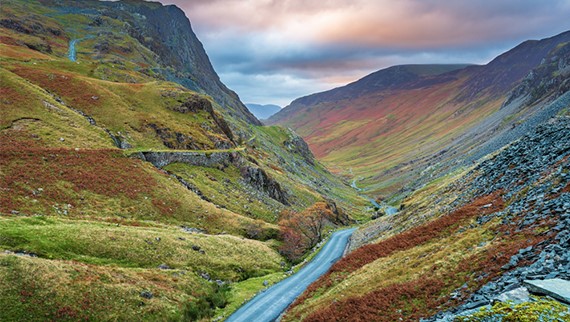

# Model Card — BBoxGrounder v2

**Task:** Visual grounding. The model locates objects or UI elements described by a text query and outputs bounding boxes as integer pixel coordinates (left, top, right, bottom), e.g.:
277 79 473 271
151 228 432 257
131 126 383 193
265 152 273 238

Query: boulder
493 287 530 304
524 278 570 304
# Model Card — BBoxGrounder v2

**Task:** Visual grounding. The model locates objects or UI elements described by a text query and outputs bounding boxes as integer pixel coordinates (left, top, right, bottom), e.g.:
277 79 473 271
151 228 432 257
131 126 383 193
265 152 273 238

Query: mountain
246 103 282 120
271 31 570 321
277 64 470 110
0 0 367 320
269 31 570 199
284 116 570 321
47 0 261 127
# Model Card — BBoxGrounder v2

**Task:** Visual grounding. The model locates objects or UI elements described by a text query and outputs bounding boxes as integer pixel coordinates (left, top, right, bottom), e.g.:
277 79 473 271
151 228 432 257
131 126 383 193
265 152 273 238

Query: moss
457 298 570 322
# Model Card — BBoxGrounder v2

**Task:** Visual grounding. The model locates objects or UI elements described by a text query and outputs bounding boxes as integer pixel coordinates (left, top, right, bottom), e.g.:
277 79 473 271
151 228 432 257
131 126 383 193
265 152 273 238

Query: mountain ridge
272 64 471 120
269 30 570 197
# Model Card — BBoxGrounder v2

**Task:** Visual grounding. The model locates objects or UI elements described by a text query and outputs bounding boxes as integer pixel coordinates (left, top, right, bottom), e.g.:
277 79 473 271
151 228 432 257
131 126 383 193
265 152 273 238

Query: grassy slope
285 180 559 321
0 216 281 281
3 62 229 150
276 75 504 197
0 1 367 320
283 123 570 321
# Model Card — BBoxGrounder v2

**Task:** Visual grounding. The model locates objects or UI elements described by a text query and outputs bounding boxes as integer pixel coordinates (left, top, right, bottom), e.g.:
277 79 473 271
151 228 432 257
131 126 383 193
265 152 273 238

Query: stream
67 36 95 62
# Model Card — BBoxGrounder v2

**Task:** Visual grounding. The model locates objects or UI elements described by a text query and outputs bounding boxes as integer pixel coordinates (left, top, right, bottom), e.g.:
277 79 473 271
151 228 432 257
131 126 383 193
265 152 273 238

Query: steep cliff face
38 0 261 127
113 1 262 126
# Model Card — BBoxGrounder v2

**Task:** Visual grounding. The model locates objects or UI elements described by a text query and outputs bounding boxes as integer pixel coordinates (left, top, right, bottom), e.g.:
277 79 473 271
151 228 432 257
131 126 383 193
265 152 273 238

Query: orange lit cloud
165 0 569 48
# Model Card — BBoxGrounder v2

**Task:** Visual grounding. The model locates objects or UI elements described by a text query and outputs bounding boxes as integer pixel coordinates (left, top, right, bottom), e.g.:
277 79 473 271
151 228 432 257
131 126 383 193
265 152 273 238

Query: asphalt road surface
226 228 356 322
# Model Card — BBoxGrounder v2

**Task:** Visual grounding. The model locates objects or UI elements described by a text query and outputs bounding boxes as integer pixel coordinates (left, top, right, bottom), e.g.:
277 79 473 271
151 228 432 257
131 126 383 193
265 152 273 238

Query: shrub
278 202 338 262
182 284 231 321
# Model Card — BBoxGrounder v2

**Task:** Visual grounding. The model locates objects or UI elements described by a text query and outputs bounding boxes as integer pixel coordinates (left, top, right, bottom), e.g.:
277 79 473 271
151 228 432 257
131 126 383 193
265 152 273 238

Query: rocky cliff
38 0 261 127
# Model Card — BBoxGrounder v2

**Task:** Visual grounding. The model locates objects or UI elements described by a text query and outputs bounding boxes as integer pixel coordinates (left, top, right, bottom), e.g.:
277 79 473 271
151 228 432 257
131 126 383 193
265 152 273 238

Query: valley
1 0 569 321
0 0 366 320
269 33 570 200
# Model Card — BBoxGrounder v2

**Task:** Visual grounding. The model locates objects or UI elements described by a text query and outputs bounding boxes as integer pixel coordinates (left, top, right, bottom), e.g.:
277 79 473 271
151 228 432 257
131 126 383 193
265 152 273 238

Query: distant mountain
246 103 282 120
286 64 470 108
269 31 570 197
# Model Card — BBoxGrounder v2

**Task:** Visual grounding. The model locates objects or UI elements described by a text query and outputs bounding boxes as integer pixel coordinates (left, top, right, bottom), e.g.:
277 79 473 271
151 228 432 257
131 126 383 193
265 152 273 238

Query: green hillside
0 0 367 320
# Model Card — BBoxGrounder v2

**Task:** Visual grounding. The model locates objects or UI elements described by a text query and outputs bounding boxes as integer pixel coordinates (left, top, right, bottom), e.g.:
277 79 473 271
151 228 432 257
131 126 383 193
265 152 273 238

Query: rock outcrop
524 279 570 304
503 40 570 107
140 151 290 205
140 151 235 169
172 95 234 140
240 166 289 205
284 132 315 166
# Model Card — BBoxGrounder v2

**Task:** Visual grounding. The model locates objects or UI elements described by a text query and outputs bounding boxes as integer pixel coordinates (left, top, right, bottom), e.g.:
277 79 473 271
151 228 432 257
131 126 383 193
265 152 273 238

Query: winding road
226 228 356 322
351 179 398 215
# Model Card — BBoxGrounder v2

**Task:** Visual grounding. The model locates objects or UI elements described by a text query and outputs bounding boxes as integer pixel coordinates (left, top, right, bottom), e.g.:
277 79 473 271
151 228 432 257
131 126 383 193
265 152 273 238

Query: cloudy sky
159 0 570 107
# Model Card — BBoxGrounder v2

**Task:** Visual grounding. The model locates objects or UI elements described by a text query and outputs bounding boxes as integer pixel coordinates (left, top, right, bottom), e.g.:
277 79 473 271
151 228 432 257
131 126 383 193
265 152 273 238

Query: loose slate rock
524 278 570 304
493 287 530 304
